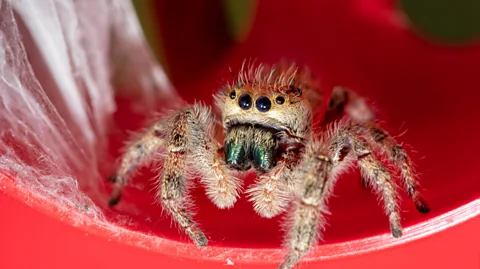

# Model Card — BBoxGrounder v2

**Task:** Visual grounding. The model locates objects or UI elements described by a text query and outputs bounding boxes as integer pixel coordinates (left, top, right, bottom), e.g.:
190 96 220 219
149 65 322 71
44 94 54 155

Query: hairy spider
108 62 430 269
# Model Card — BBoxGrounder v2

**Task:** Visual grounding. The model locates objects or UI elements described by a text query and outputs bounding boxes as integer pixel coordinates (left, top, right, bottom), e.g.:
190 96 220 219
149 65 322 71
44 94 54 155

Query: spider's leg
322 86 375 125
323 88 429 213
352 123 430 213
279 141 335 269
322 86 374 189
159 106 206 247
109 122 166 206
160 104 241 247
279 125 402 269
187 108 242 210
333 125 403 237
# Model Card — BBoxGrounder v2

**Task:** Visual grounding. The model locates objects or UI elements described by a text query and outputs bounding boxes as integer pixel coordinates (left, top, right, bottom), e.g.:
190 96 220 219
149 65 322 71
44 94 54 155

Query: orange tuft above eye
287 86 302 96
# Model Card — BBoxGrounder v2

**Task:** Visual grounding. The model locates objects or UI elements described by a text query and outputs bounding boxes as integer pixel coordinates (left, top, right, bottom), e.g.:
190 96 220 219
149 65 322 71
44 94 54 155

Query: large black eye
256 96 271 112
238 93 252 110
229 90 236 99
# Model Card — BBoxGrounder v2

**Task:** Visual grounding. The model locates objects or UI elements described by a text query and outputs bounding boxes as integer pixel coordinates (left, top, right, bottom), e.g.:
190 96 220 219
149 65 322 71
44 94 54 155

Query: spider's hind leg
323 86 430 214
352 123 430 214
322 86 375 125
332 125 403 237
109 122 166 206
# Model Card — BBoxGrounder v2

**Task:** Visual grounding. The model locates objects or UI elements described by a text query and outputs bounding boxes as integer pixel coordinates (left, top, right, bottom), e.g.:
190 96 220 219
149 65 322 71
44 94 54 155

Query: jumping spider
108 62 430 269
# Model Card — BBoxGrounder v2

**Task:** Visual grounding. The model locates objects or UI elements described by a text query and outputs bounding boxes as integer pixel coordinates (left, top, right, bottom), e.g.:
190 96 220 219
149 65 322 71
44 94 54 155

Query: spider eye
238 93 252 110
275 96 285 105
229 90 236 99
256 96 271 112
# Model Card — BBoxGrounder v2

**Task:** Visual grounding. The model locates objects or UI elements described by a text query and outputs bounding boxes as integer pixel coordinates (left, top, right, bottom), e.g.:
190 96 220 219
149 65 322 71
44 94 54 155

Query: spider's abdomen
225 125 277 172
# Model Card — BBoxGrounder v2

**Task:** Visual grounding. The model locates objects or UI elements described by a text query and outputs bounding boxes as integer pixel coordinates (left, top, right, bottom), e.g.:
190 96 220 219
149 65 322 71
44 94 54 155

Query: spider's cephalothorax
108 62 430 269
219 73 313 173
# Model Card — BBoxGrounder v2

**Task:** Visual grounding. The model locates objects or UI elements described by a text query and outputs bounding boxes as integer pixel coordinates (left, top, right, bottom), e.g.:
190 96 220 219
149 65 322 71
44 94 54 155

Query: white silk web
0 0 179 222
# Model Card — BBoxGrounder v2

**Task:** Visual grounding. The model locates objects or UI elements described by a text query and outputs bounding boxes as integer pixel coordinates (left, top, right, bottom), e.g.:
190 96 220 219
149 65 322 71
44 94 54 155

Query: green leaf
132 0 169 72
222 0 257 42
399 0 480 44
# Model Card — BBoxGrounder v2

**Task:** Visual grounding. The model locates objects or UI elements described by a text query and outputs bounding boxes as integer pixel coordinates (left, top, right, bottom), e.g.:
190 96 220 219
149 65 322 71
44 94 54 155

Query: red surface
1 0 480 268
0 178 479 269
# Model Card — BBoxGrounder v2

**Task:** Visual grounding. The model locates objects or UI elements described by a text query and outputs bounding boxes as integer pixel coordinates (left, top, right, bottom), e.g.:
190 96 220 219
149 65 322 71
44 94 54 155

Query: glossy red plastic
1 0 479 269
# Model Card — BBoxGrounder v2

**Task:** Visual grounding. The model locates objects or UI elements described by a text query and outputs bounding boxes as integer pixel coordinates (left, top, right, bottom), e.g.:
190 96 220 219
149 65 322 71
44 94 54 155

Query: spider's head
215 63 319 139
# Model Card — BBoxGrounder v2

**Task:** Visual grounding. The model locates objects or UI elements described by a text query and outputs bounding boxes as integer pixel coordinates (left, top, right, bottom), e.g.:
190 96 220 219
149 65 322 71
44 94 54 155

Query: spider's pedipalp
246 155 294 218
186 105 242 209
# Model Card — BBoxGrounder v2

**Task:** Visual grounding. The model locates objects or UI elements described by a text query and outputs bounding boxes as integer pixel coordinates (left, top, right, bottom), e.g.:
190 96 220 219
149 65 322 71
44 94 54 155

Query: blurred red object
1 0 479 269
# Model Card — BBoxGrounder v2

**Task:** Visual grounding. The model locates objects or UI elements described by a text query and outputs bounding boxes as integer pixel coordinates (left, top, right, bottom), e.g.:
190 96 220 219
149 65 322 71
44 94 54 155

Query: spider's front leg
160 104 241 247
278 141 334 269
